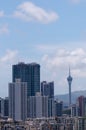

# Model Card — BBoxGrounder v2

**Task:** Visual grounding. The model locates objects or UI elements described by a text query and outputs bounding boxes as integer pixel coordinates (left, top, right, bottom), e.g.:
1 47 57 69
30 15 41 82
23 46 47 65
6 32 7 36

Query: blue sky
0 0 86 97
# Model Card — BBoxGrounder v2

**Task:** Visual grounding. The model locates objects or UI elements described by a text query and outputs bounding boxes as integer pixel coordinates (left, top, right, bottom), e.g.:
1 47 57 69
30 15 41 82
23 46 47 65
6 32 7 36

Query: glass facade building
41 81 54 99
4 97 9 117
12 62 40 97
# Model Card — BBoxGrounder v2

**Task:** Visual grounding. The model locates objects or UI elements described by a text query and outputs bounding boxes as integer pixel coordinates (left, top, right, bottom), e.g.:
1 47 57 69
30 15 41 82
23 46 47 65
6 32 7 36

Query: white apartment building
28 92 48 118
9 79 27 121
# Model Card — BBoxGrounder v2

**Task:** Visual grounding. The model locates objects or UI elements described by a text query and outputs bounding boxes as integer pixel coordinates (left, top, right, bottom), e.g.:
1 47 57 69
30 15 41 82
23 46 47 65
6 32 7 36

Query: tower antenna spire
69 65 70 76
67 67 73 106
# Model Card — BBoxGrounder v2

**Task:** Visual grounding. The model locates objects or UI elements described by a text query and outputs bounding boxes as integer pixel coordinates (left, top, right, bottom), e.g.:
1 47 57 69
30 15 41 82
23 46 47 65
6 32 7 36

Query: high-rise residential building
77 96 85 116
12 62 40 97
83 97 86 116
4 97 9 117
67 67 73 106
71 104 79 117
28 96 36 118
54 100 63 117
41 81 54 117
41 81 54 99
9 79 27 121
0 97 4 117
48 98 55 117
28 92 48 118
0 97 9 118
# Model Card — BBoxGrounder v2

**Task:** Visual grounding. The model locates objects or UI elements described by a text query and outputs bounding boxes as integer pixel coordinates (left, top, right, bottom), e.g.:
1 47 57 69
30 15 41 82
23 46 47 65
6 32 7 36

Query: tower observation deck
67 67 73 106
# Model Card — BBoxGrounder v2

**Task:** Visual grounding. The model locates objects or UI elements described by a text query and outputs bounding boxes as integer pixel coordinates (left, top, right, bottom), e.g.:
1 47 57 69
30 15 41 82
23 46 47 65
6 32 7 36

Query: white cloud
40 47 86 94
13 2 59 24
42 48 86 78
0 11 4 17
72 69 86 77
36 44 58 54
0 50 18 97
0 50 18 64
0 24 9 35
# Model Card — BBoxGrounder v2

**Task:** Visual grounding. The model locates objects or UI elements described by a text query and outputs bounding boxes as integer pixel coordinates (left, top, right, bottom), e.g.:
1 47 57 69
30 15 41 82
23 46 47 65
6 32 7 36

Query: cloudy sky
0 0 86 97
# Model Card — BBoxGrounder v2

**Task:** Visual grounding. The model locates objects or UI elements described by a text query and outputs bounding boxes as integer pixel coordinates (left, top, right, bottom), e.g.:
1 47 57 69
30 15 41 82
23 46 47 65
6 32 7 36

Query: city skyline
0 0 86 97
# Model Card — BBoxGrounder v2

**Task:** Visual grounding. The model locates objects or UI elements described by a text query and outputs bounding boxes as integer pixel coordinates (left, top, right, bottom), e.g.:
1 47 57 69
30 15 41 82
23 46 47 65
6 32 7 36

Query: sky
0 0 86 97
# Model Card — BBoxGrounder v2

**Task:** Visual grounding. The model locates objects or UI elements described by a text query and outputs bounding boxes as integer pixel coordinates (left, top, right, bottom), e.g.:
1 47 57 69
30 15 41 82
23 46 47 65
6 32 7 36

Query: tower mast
67 67 73 106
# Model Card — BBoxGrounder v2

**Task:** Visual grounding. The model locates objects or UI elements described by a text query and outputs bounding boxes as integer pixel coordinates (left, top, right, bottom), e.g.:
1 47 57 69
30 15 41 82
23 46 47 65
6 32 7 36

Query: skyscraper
77 96 85 116
9 79 27 121
4 97 9 117
54 100 63 117
0 97 4 117
41 81 54 99
41 81 54 117
28 92 48 118
12 62 40 97
67 67 73 106
48 98 55 117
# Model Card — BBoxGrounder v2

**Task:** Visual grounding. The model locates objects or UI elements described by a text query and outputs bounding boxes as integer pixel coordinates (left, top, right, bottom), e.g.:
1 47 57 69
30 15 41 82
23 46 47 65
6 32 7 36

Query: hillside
55 90 86 105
